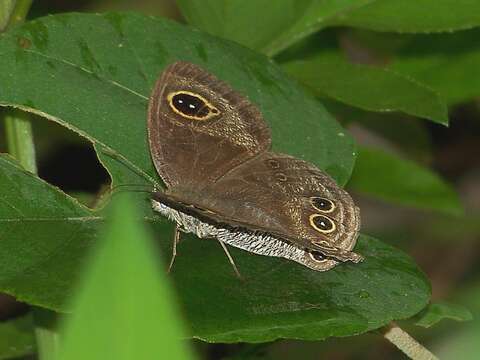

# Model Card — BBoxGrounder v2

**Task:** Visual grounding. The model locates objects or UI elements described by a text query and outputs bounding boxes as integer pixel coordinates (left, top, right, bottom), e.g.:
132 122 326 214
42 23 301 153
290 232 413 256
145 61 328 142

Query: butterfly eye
311 197 335 213
167 91 220 120
309 214 336 234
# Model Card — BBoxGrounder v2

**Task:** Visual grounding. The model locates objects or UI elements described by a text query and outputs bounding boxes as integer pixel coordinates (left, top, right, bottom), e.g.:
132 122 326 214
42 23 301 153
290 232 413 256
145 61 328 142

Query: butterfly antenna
109 183 152 192
98 145 161 187
106 184 155 201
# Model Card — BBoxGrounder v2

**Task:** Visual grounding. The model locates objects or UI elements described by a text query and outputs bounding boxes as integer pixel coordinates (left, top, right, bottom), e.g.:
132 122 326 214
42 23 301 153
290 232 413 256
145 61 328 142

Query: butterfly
147 61 362 275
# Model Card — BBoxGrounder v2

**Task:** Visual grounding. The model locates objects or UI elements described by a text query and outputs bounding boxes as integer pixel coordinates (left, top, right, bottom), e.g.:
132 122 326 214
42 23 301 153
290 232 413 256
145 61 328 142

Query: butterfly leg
167 224 181 273
217 239 243 280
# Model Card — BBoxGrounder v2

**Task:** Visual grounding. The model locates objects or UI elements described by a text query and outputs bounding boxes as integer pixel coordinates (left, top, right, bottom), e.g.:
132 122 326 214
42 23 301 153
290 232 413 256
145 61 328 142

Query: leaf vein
20 49 148 100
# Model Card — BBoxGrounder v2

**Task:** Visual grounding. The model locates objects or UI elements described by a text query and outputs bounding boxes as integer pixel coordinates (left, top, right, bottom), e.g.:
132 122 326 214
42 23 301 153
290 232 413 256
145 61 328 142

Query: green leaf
283 52 448 125
389 29 480 106
176 0 376 56
0 153 431 342
333 0 480 33
161 232 430 342
435 283 480 358
414 302 473 328
0 314 35 359
58 196 194 360
328 29 480 107
0 154 95 309
0 13 430 343
324 100 433 162
348 147 463 216
0 12 354 186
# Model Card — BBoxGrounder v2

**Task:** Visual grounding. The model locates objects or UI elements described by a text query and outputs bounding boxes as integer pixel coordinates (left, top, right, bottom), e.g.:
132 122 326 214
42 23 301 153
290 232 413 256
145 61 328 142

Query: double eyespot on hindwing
147 61 363 274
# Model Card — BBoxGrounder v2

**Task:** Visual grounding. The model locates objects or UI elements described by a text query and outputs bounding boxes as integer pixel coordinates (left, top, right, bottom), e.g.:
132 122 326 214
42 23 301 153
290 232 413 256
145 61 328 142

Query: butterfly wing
148 61 271 189
149 61 361 271
165 152 362 271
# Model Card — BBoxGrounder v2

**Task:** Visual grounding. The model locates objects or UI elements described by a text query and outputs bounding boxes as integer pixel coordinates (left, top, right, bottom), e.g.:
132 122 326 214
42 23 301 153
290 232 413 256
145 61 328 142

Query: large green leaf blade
348 147 463 216
173 232 430 342
283 53 448 125
58 196 194 360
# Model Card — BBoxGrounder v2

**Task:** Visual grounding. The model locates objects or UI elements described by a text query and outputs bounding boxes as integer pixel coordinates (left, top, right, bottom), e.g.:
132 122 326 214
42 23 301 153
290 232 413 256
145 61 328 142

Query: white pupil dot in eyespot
178 99 183 104
189 104 195 109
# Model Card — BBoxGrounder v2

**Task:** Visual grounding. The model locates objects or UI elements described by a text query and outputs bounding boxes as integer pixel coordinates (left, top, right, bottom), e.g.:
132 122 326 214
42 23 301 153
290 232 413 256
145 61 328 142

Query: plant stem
4 109 37 173
2 3 60 360
382 322 438 360
33 309 61 360
0 1 15 31
3 0 36 173
4 0 32 30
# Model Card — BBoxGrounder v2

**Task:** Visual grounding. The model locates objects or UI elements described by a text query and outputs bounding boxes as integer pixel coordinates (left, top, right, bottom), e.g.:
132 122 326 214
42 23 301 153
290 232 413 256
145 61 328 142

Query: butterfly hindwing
165 152 362 271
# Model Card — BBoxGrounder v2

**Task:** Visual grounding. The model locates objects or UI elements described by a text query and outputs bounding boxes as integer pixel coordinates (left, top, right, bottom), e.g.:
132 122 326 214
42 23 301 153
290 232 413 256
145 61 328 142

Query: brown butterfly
147 61 362 276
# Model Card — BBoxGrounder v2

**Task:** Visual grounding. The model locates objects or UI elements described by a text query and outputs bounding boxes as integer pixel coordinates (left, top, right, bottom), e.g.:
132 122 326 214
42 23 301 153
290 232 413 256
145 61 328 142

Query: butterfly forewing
147 61 271 188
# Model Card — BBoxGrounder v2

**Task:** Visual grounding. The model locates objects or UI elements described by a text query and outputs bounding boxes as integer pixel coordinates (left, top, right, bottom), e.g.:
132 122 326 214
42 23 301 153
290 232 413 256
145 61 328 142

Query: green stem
5 110 37 173
0 1 14 31
4 0 33 30
382 322 438 360
2 3 60 360
3 0 36 173
33 309 61 360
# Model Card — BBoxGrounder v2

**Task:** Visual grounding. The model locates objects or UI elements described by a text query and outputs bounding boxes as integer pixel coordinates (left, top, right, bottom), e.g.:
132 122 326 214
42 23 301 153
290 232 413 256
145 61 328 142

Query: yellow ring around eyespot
310 197 335 213
309 214 336 234
167 91 220 121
